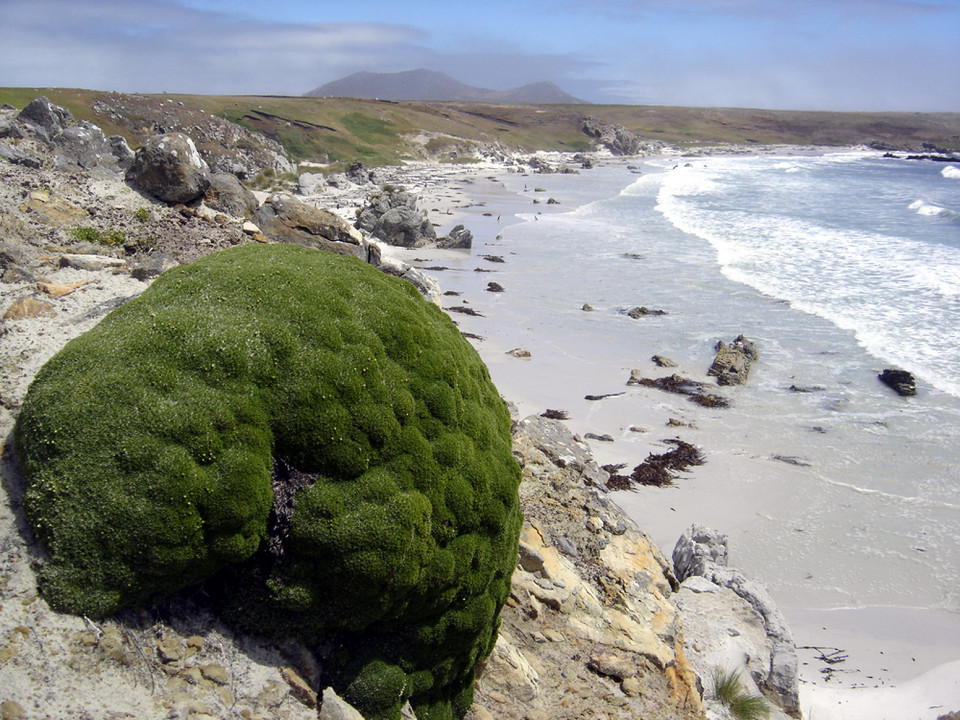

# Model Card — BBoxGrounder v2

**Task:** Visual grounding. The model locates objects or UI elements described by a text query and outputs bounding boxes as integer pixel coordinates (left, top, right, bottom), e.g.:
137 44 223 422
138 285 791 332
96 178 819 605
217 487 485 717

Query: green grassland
3 87 959 167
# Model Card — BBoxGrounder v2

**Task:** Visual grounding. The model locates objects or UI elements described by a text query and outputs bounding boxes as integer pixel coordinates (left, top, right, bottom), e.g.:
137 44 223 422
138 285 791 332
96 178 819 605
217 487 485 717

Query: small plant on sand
714 668 770 720
133 207 150 223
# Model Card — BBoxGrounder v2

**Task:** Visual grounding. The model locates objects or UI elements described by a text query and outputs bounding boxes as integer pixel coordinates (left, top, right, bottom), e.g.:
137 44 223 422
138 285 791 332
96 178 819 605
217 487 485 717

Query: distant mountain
304 69 588 105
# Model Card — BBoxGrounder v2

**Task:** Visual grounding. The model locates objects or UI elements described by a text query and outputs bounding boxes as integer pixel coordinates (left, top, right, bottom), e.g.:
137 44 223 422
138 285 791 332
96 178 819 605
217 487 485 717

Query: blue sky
2 0 959 110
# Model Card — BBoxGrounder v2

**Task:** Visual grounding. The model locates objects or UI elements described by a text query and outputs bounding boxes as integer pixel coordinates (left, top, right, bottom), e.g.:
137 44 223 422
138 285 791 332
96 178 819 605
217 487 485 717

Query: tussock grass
714 668 770 720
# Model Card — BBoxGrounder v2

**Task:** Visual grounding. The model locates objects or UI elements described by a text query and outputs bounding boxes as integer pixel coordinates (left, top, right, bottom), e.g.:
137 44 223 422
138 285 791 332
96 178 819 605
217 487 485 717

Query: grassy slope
3 88 959 166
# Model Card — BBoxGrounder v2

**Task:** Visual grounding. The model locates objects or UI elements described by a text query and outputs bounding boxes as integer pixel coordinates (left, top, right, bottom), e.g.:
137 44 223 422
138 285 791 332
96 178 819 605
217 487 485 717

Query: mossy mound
14 243 521 720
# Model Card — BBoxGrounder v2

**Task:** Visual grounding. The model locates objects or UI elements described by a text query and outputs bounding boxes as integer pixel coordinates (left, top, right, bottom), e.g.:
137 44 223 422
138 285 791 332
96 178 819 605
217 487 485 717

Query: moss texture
14 243 521 720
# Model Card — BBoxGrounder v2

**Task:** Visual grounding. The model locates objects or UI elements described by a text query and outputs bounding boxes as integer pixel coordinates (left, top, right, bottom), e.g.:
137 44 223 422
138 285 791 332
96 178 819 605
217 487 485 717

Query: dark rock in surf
878 368 917 396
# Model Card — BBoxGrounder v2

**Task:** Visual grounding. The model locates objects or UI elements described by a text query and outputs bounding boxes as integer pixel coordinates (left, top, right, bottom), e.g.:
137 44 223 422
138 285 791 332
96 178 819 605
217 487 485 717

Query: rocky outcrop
436 224 473 249
707 334 758 386
355 186 436 248
204 172 259 219
252 194 367 257
469 415 705 720
126 132 211 204
673 525 799 716
878 368 917 396
581 116 664 156
8 97 134 175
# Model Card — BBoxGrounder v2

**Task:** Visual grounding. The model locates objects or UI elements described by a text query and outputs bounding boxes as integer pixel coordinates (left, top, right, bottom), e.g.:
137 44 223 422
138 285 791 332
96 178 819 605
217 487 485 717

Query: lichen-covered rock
126 132 210 203
252 194 366 257
14 243 521 720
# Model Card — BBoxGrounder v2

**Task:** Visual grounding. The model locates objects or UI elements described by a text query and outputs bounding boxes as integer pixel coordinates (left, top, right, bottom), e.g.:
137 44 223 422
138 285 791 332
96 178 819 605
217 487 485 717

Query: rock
370 249 442 304
55 122 133 174
131 252 179 280
486 282 504 292
626 305 666 319
298 172 326 195
17 96 73 140
204 172 259 219
371 206 435 247
436 224 473 249
280 666 318 709
1 700 25 720
507 348 531 358
19 189 89 226
513 415 610 490
38 280 87 298
584 432 614 442
127 132 211 204
58 253 126 271
200 663 229 685
3 297 56 320
673 525 799 714
319 687 365 720
252 194 365 257
652 355 678 368
476 634 540 703
0 142 41 168
581 303 594 311
356 187 436 248
581 117 663 156
707 334 758 386
878 368 917 396
346 160 372 185
588 651 638 680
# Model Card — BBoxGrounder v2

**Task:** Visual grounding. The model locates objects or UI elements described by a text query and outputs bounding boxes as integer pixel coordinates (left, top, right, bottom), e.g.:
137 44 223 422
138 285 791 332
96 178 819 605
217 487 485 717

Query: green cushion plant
14 243 522 720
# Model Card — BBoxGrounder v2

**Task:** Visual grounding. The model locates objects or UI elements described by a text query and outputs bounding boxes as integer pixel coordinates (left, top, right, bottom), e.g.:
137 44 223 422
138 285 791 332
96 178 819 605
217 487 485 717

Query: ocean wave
942 165 960 180
909 199 955 218
654 162 960 399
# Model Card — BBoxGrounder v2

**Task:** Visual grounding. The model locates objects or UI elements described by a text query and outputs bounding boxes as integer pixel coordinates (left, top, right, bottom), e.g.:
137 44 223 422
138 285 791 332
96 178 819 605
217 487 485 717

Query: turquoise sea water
417 151 960 687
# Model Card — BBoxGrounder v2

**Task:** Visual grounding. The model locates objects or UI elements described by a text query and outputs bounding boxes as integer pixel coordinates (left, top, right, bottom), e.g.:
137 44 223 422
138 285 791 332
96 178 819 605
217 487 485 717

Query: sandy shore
383 153 960 720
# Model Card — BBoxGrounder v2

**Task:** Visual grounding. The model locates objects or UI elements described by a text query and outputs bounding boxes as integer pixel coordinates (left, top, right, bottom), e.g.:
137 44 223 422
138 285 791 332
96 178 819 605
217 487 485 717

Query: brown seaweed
606 439 705 490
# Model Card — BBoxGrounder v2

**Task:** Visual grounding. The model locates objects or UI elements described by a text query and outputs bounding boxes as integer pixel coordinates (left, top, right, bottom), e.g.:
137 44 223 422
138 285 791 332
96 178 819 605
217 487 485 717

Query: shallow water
409 152 960 689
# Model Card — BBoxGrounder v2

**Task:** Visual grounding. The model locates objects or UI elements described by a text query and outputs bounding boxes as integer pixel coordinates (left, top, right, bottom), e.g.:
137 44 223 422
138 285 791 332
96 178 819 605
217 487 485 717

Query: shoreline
384 150 960 719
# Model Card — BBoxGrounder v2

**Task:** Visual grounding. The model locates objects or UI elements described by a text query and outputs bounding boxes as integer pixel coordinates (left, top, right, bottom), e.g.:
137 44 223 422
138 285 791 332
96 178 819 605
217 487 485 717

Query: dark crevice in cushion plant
14 243 522 720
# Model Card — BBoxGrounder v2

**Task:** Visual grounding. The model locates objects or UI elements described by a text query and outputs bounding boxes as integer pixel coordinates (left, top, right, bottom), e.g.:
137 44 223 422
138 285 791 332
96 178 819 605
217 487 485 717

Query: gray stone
204 172 258 219
0 142 41 169
512 415 610 491
17 96 73 140
436 224 473 249
356 187 436 248
126 132 211 204
672 524 799 715
131 253 179 280
298 171 325 195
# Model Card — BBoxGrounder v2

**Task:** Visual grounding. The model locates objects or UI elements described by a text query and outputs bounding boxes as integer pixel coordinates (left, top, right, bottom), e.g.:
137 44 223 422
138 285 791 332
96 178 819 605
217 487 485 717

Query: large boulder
673 525 799 715
126 132 210 203
17 96 73 141
437 224 473 249
14 243 522 720
580 117 659 156
707 334 758 386
371 206 436 247
252 194 366 257
356 187 436 248
204 172 259 219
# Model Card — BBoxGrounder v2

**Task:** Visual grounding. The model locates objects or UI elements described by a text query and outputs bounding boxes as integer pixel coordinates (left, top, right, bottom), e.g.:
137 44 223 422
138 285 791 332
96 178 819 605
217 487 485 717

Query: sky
2 0 959 111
